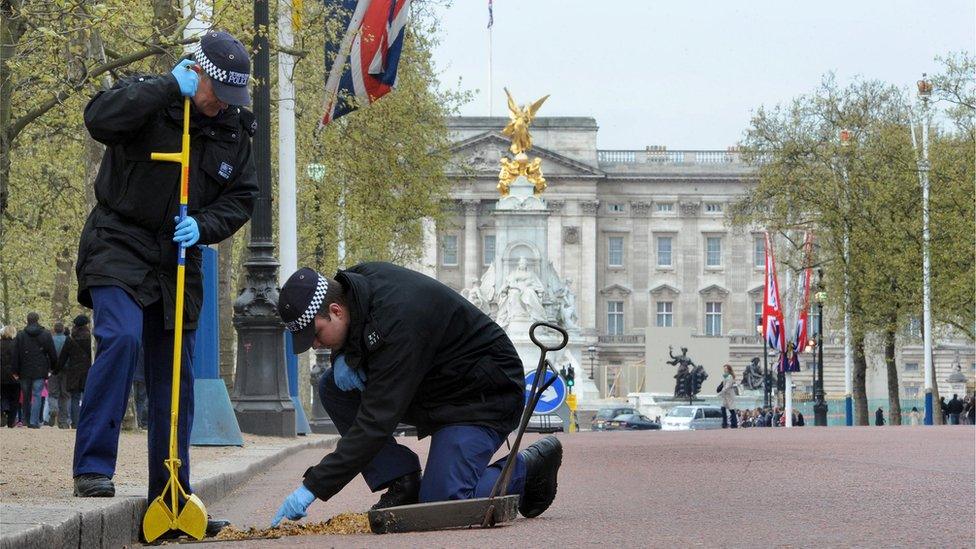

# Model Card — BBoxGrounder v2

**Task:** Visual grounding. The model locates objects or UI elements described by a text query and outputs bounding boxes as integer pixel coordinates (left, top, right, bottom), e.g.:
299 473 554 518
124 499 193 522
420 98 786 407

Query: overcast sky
429 0 975 150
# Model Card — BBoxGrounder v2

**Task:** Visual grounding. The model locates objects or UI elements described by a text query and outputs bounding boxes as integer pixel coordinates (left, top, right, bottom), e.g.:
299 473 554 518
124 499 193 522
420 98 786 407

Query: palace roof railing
597 149 766 166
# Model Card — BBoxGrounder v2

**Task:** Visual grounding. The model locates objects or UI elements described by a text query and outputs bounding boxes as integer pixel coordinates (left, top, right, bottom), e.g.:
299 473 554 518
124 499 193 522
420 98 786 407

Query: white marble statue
496 258 548 328
461 280 486 312
555 278 580 331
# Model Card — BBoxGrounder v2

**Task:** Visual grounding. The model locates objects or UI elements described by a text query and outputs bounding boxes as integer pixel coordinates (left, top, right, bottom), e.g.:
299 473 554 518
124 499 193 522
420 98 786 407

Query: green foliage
731 58 975 343
290 2 470 274
1 1 467 324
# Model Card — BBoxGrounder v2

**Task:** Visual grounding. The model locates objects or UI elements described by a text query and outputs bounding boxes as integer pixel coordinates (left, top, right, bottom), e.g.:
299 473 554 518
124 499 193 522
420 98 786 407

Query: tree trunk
218 237 236 391
853 334 869 425
51 239 73 322
884 323 902 425
1 270 9 325
150 0 180 74
0 1 27 215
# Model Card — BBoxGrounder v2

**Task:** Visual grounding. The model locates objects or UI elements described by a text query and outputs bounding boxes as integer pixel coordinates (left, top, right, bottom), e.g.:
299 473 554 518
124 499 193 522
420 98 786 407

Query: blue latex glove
173 216 200 247
171 59 199 97
271 484 316 527
333 353 367 392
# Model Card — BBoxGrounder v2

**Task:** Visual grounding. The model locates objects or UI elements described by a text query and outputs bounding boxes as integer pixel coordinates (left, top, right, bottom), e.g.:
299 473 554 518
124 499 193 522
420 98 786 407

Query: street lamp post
913 74 935 425
231 0 296 437
587 345 597 380
813 269 828 426
838 128 854 426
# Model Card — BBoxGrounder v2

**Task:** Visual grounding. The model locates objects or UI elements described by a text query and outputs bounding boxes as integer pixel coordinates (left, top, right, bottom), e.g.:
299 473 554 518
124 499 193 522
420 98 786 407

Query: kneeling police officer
271 262 563 525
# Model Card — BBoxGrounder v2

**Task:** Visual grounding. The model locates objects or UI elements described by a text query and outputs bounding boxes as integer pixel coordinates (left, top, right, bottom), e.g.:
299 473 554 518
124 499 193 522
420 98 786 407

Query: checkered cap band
285 276 329 333
193 46 228 84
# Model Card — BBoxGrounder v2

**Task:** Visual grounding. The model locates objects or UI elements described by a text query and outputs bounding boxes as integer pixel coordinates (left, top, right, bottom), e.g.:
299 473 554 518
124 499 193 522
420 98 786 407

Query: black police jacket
75 74 257 329
302 262 525 501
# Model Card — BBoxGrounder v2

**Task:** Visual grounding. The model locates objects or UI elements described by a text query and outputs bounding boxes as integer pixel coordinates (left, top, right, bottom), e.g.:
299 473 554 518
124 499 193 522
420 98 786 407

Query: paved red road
190 427 974 548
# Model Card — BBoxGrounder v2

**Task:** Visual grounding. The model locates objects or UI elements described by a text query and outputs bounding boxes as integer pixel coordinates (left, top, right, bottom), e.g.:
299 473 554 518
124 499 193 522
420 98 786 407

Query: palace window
609 203 625 213
754 236 765 267
904 362 919 372
705 302 722 336
656 202 674 212
608 236 624 267
656 236 672 267
656 301 673 327
706 237 722 267
441 235 458 266
607 301 624 335
705 202 723 213
483 235 495 266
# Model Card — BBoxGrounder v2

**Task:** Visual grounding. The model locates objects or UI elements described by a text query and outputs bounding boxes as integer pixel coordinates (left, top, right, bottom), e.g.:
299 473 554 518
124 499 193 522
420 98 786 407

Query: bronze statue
668 345 700 398
741 357 765 390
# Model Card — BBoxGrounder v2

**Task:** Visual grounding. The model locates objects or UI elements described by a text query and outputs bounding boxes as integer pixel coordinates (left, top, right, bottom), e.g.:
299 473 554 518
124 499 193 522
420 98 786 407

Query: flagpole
839 130 855 427
785 371 793 427
488 17 493 116
278 0 311 435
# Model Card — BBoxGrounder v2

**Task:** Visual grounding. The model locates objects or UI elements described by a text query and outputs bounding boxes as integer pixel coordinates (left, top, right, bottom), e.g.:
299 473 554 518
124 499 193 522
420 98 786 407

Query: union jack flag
321 0 411 126
793 232 814 350
762 232 786 353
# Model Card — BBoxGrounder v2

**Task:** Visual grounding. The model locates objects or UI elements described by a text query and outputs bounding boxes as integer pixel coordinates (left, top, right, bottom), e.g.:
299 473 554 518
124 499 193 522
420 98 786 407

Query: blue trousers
320 367 526 501
73 286 196 502
20 378 44 427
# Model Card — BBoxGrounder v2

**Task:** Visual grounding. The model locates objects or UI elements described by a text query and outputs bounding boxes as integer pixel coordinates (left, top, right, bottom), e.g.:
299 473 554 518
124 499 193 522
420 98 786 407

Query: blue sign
524 371 566 415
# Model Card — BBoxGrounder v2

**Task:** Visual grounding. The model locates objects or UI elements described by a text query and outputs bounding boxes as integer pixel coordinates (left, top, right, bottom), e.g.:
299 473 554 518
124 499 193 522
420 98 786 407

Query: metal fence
597 149 745 165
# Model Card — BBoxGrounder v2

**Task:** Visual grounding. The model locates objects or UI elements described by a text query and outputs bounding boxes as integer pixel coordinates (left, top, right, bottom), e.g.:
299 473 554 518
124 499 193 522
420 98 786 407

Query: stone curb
0 435 338 549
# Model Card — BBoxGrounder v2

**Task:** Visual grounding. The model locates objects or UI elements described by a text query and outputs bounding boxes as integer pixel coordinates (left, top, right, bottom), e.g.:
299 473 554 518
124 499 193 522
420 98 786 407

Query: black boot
73 473 115 497
371 471 421 510
518 436 563 518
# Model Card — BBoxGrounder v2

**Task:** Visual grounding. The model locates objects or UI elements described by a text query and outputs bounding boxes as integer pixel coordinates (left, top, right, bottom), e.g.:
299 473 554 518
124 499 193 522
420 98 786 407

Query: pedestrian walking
47 322 72 428
875 407 885 426
70 30 256 540
58 315 93 428
718 364 738 428
11 312 58 428
1 326 20 427
794 410 805 426
946 394 963 425
270 264 563 526
908 406 921 426
964 395 975 425
939 397 948 424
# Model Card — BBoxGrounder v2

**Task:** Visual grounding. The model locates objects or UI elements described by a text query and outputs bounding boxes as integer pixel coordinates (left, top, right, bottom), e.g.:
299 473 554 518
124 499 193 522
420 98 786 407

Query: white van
660 405 724 431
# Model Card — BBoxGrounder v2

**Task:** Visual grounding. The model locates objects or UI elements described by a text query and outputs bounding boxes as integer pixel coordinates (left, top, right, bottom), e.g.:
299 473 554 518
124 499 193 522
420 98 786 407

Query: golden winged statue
501 88 549 156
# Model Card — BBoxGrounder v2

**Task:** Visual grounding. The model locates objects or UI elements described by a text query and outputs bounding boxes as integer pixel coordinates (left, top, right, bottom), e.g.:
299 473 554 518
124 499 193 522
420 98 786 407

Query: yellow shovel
142 95 208 542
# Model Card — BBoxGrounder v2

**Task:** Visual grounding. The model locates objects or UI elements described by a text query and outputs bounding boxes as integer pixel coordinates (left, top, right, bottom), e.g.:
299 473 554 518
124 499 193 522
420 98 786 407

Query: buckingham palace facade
414 116 974 402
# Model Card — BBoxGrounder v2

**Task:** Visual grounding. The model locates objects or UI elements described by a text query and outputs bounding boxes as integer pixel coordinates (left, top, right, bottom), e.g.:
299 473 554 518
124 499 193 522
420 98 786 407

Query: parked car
527 413 564 433
605 413 661 431
660 405 724 431
591 407 638 431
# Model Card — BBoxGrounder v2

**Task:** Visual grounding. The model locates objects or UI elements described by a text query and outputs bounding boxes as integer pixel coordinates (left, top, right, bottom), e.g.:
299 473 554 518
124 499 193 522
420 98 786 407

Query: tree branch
8 36 198 142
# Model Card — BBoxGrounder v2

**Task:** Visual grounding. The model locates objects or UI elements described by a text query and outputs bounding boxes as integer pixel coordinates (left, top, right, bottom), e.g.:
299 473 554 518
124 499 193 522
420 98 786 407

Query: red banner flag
762 232 786 353
793 232 815 352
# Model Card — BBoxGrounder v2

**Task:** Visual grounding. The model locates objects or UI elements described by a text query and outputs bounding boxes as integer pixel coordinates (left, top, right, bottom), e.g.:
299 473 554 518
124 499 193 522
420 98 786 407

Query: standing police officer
72 31 257 536
271 262 563 525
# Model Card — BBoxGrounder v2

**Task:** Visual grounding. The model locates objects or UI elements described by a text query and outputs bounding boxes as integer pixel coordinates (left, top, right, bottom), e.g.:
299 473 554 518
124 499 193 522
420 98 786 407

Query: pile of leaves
214 513 371 541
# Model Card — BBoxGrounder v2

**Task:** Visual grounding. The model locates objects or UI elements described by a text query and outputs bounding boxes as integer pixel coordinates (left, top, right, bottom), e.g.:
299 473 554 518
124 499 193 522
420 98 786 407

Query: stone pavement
193 426 974 548
0 434 337 549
